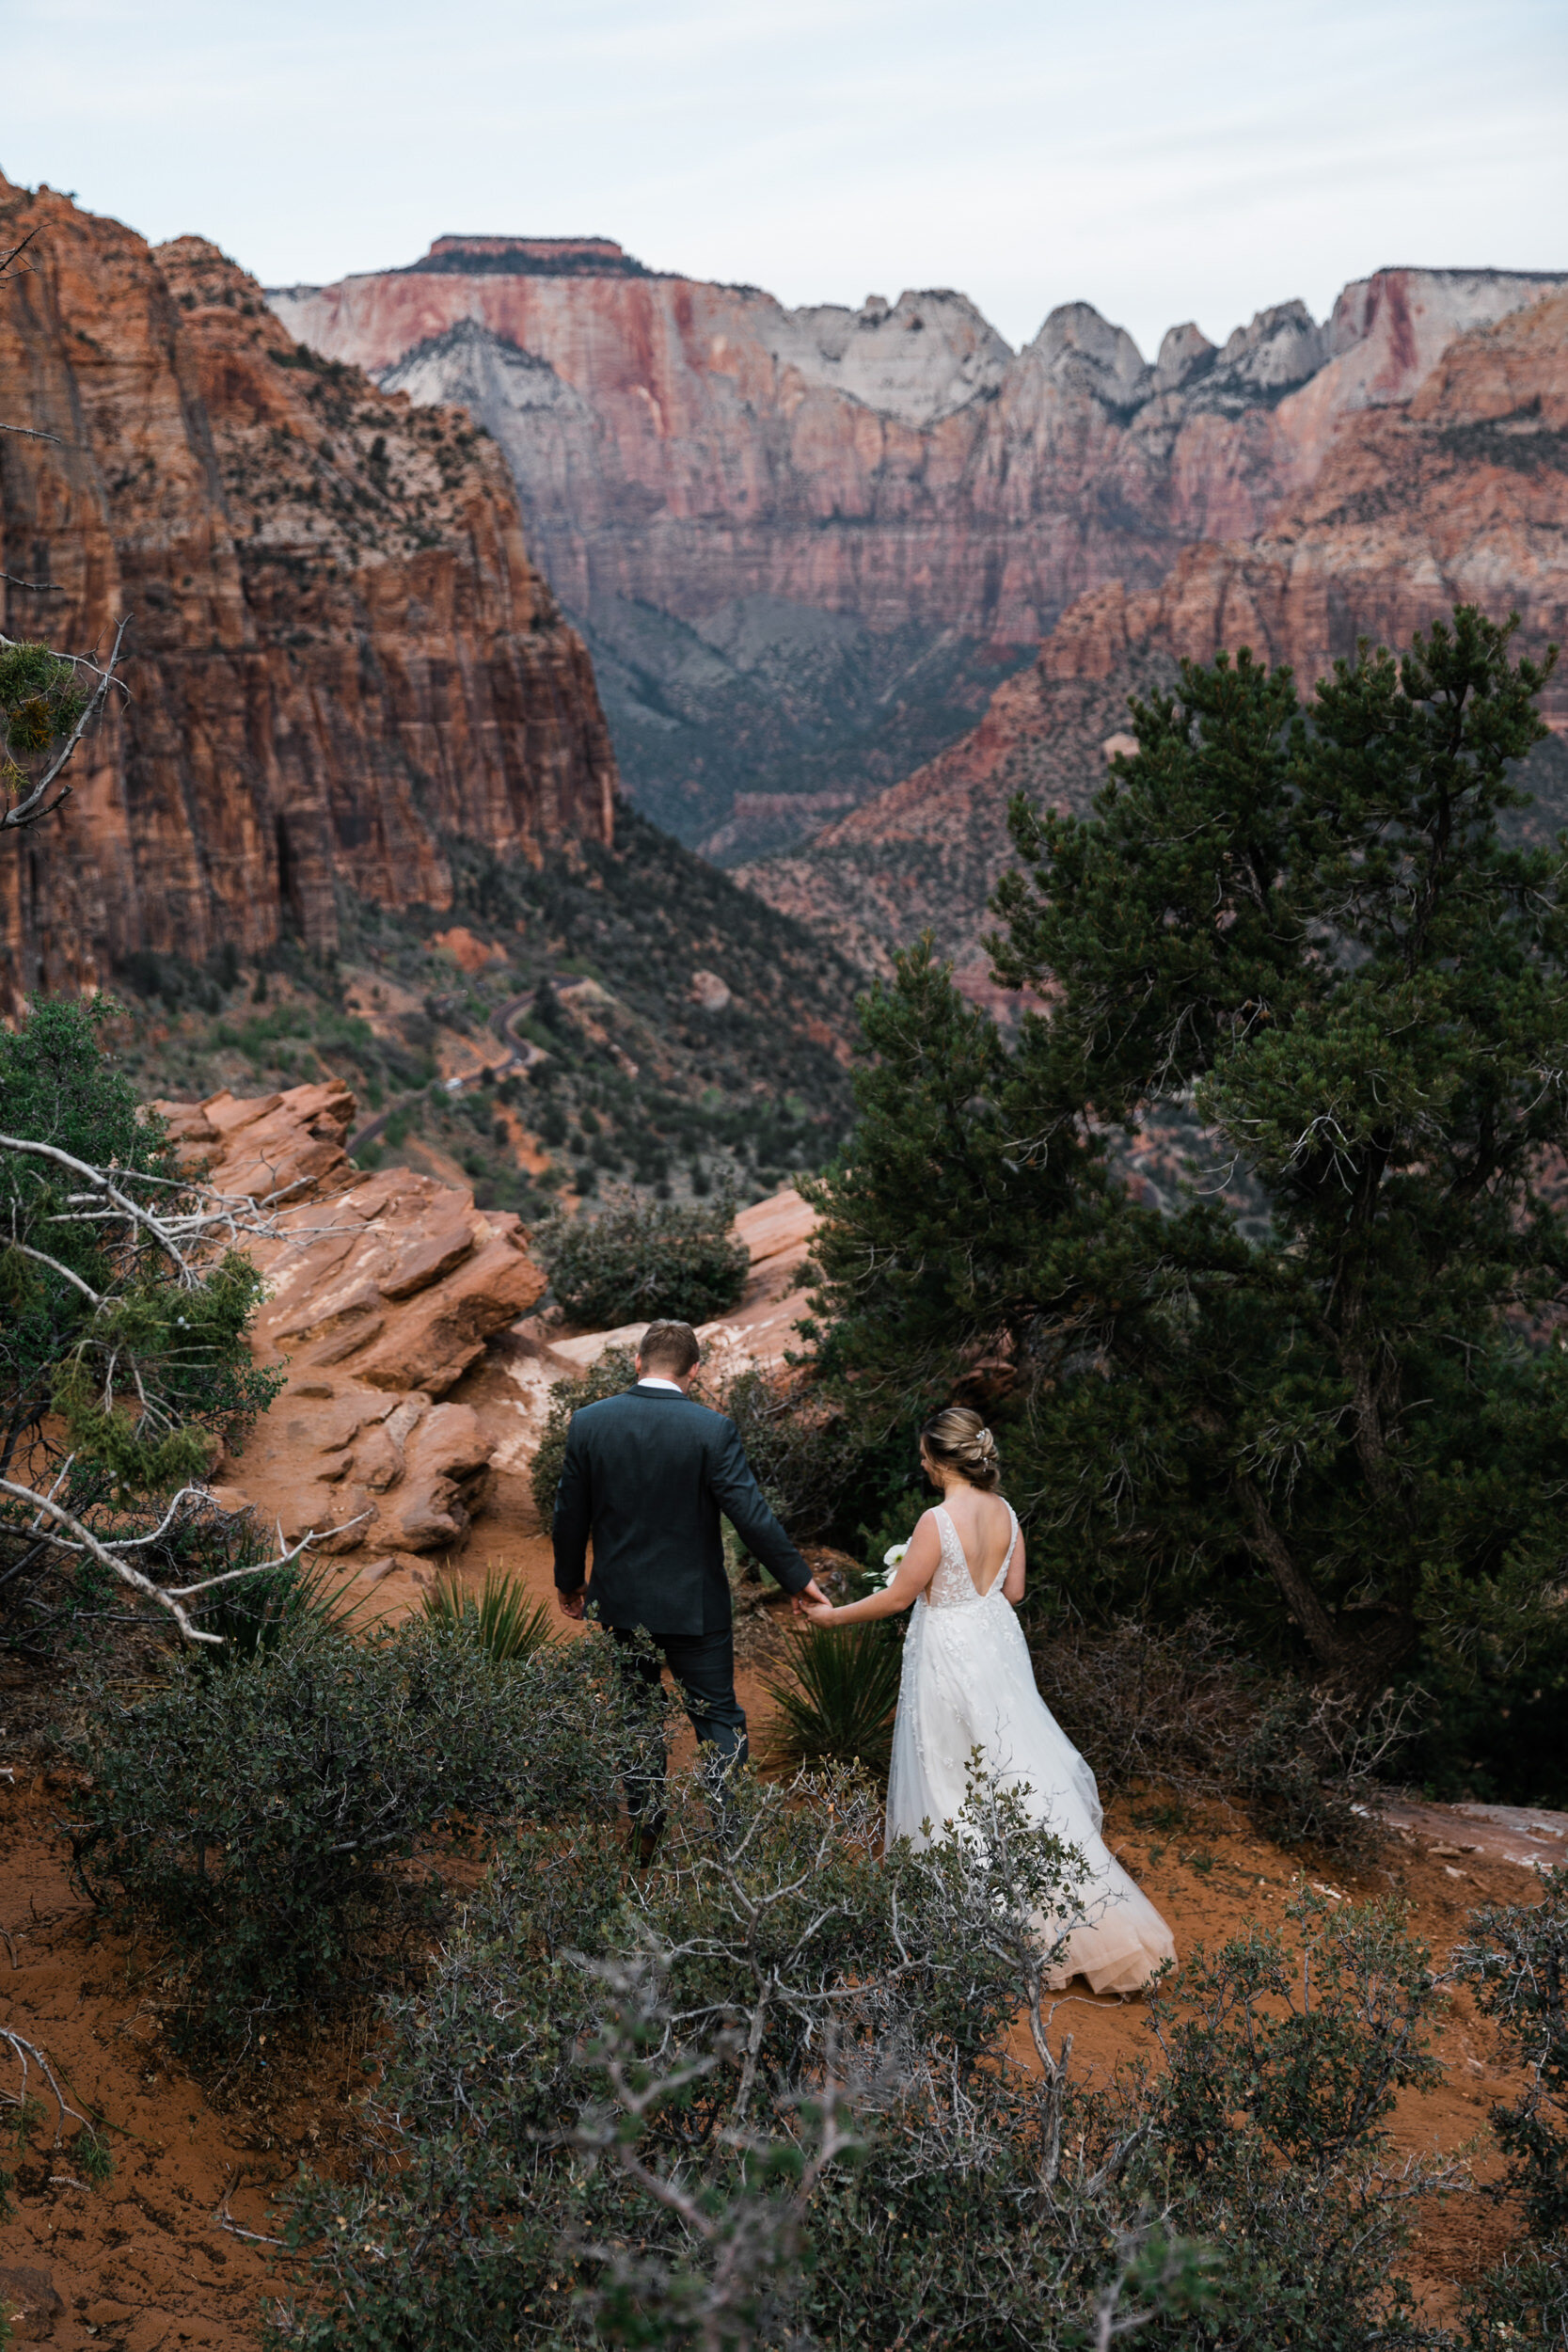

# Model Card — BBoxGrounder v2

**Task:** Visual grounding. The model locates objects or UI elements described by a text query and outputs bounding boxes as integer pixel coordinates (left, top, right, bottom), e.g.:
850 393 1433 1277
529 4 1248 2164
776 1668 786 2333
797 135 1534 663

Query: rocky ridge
742 291 1568 984
159 1079 546 1605
272 250 1568 636
0 182 615 1011
156 1079 825 1614
270 245 1566 856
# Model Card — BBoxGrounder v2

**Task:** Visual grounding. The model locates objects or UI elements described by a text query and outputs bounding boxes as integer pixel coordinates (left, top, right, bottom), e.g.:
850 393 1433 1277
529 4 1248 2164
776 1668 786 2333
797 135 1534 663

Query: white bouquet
881 1542 909 1587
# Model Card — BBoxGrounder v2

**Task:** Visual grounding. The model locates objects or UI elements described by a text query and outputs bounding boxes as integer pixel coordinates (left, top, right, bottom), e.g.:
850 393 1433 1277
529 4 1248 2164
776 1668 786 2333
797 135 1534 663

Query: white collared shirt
637 1376 685 1392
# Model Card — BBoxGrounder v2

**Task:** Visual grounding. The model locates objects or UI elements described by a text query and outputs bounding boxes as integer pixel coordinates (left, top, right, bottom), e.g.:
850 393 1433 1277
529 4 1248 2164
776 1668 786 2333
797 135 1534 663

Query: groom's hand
792 1578 829 1615
557 1585 587 1620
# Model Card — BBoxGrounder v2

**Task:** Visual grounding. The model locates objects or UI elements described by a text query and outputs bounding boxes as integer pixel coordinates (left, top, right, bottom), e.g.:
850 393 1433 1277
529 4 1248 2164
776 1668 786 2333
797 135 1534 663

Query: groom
552 1319 827 1832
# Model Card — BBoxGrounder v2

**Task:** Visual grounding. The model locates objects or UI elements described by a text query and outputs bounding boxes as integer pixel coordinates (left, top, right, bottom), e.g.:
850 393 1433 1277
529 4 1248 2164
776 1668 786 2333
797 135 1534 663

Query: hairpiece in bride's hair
920 1404 1003 1490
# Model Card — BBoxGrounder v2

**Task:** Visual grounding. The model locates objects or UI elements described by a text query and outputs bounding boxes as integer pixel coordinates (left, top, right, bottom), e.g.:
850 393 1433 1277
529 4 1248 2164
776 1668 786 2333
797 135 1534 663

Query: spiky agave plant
420 1565 553 1663
763 1622 904 1779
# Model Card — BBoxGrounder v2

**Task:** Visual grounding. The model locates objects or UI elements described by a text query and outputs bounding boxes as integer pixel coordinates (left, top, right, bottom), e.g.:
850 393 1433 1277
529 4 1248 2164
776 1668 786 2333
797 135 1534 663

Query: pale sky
6 0 1564 357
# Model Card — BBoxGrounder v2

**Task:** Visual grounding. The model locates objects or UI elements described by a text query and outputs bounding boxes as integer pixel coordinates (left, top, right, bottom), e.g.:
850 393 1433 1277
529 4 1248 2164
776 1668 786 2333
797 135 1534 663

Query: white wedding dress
885 1502 1177 1995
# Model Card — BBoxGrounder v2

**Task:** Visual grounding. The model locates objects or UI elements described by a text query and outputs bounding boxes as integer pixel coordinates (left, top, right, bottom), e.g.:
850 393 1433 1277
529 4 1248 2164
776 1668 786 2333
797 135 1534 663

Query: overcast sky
6 0 1564 357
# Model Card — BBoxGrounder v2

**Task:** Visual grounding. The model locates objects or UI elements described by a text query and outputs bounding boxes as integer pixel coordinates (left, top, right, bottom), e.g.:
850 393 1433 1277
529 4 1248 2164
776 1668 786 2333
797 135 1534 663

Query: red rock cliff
271 251 1567 644
742 293 1568 982
0 183 617 1008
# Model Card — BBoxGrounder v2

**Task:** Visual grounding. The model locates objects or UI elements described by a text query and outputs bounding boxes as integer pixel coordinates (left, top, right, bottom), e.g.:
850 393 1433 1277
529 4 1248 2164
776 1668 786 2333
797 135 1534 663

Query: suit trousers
610 1625 748 1827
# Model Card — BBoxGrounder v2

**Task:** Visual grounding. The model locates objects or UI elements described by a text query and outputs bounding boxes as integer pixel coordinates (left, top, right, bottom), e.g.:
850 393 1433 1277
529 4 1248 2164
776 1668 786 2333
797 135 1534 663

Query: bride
802 1406 1176 1995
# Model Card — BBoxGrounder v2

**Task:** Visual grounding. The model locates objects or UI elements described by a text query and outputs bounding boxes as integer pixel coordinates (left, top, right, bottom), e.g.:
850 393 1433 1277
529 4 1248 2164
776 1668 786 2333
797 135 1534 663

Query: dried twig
0 2027 89 2146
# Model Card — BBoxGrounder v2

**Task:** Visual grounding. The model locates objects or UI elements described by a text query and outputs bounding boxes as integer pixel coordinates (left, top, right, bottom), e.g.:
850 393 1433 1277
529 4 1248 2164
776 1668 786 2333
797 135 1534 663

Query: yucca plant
195 1550 366 1664
420 1565 553 1663
763 1622 904 1778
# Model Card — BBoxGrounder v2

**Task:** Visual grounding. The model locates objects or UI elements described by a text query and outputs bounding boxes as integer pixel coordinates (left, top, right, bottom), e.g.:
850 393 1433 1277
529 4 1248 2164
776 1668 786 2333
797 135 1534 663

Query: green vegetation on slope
109 804 863 1216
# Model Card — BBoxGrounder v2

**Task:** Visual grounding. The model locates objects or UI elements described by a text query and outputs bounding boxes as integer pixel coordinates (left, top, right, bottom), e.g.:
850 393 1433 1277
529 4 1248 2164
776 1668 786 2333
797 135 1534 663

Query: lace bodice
925 1502 1018 1611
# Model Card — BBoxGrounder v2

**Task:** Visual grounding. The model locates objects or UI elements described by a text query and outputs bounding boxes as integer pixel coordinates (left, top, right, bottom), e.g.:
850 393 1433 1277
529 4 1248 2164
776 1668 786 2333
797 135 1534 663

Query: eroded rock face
160 1080 546 1561
0 181 616 1010
741 294 1568 984
270 251 1568 645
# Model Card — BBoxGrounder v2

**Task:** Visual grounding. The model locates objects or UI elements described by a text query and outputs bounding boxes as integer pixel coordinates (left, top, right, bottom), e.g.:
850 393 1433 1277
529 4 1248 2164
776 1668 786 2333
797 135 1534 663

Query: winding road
346 989 549 1154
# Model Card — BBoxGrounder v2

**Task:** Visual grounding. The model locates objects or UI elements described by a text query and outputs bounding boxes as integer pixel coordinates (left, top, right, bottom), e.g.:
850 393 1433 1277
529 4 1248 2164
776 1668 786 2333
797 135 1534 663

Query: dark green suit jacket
551 1382 811 1636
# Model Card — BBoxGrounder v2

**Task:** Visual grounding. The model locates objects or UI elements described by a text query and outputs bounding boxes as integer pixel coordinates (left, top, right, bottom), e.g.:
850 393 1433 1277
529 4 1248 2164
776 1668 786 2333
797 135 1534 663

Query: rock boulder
159 1080 546 1559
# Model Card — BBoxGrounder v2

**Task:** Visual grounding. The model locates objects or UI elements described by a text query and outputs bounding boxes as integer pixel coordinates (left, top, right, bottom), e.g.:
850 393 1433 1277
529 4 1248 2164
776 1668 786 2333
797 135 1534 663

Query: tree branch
0 615 131 833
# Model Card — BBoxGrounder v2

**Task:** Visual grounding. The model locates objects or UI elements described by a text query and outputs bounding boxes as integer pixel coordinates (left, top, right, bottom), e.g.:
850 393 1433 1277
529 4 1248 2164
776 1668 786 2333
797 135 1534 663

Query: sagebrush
71 1613 626 2046
269 1763 1466 2351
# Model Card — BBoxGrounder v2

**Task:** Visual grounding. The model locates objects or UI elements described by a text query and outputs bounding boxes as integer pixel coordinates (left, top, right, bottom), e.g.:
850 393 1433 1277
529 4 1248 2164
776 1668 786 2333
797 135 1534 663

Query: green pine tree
810 610 1565 1704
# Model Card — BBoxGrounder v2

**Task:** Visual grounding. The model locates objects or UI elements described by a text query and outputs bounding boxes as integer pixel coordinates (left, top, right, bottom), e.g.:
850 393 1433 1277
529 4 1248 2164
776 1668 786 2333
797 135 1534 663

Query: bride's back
932 1483 1014 1594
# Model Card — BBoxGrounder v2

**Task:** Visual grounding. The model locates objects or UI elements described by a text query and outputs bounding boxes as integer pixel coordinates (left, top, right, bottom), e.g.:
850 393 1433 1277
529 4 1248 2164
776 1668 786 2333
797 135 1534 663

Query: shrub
534 1192 749 1328
1027 1614 1416 1856
269 1764 1464 2352
1232 1679 1421 1858
1139 1888 1455 2347
0 997 277 1655
531 1345 639 1525
715 1364 860 1543
1452 1866 1568 2343
71 1615 626 2047
1026 1612 1257 1802
763 1621 903 1777
187 1511 368 1661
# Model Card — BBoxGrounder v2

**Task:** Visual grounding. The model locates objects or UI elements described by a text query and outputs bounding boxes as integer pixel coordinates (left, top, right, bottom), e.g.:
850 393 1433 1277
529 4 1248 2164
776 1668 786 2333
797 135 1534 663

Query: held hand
792 1577 830 1615
557 1586 587 1621
801 1600 837 1627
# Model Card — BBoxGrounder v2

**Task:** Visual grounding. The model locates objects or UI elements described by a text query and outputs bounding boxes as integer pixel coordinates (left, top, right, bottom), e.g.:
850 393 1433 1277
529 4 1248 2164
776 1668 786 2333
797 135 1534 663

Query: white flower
881 1542 909 1585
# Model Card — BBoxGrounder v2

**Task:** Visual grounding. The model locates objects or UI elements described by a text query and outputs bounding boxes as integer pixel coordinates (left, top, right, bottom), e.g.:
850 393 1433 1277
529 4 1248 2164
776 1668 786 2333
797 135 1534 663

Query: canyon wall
741 292 1568 990
270 246 1567 639
0 182 616 1009
269 241 1567 856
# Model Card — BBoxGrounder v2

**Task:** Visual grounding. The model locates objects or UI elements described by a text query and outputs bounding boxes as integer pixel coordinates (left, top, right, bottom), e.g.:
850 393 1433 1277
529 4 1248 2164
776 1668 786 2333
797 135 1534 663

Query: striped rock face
0 182 617 1012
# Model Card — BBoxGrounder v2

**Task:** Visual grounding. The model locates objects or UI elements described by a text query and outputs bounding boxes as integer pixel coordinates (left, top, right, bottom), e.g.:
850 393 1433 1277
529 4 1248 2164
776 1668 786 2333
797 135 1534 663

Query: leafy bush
1141 1888 1454 2347
268 1761 1463 2352
1027 1612 1257 1802
531 1345 639 1524
0 640 87 786
0 997 277 1654
1232 1680 1421 1857
71 1616 626 2046
187 1511 368 1661
535 1192 750 1327
714 1364 860 1543
763 1621 903 1777
1452 1866 1568 2344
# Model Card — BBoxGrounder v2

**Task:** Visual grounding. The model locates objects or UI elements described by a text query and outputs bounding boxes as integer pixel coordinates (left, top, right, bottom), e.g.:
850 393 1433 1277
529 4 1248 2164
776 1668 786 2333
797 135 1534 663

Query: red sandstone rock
154 1080 546 1555
0 180 616 1009
744 294 1568 985
352 1237 545 1394
271 257 1566 647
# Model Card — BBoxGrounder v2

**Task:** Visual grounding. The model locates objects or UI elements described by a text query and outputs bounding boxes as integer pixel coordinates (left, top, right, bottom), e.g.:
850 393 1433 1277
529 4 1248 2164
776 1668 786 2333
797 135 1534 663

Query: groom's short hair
640 1320 701 1377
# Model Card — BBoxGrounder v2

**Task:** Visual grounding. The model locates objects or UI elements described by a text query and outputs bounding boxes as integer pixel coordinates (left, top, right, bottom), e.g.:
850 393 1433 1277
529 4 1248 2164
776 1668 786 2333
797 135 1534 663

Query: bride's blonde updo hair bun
920 1406 1002 1491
